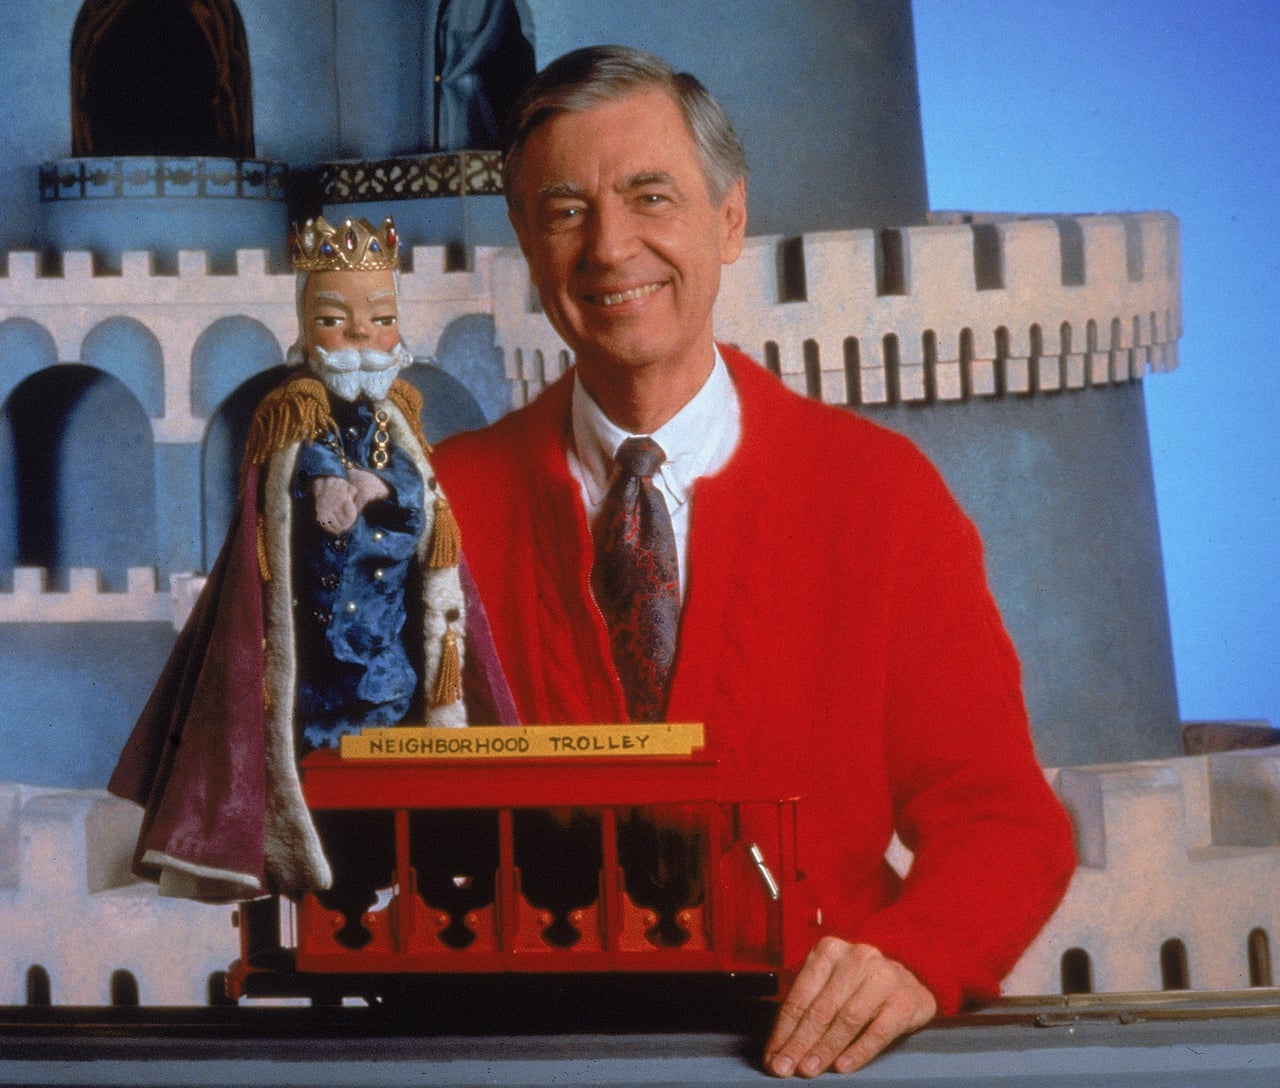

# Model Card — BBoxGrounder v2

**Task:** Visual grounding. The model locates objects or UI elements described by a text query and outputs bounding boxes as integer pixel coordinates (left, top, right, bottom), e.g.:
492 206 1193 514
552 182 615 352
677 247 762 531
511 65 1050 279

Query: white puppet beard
307 342 413 403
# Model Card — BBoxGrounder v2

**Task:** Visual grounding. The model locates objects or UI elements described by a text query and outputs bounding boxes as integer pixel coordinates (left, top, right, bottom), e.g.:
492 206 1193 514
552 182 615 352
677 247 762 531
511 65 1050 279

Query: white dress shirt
567 348 742 602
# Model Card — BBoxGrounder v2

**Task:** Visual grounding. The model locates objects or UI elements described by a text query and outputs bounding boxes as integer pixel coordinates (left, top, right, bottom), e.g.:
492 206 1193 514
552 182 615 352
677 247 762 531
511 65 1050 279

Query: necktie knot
615 436 666 480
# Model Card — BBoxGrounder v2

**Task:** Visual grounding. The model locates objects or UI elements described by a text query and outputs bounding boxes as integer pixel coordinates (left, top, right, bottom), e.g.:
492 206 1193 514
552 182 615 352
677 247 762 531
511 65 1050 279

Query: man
110 216 512 916
434 47 1075 1077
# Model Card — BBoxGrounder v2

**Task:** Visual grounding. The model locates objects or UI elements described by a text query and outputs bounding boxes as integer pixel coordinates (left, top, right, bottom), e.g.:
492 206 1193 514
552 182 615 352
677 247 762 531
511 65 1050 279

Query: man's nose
346 314 372 341
583 201 638 266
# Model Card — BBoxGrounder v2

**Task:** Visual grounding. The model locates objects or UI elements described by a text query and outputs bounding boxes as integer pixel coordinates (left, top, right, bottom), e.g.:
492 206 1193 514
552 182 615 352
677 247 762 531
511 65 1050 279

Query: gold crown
290 215 400 272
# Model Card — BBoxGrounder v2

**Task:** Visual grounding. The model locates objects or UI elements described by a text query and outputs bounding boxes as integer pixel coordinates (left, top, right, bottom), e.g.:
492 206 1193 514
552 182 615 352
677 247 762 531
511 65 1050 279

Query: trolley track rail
2 989 1279 1088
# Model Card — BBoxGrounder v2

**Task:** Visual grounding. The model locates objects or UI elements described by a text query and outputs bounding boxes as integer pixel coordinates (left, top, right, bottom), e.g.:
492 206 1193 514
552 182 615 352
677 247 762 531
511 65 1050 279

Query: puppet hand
764 937 936 1077
313 475 360 535
347 466 391 510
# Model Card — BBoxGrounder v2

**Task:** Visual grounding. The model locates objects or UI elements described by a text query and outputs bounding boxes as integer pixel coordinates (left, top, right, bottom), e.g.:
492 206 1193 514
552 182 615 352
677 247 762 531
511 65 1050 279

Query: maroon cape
109 462 516 901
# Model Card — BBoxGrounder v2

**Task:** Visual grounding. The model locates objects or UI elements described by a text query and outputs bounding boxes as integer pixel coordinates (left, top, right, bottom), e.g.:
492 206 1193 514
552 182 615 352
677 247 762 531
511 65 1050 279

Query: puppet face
302 268 410 402
507 87 746 397
303 268 401 354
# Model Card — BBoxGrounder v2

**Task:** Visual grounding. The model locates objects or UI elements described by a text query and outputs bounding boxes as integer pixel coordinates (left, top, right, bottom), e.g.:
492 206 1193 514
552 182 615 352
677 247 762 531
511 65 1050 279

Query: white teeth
599 283 662 307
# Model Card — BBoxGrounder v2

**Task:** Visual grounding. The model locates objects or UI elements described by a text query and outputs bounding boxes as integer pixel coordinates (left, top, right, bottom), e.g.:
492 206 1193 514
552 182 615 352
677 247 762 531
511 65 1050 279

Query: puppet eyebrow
311 289 396 309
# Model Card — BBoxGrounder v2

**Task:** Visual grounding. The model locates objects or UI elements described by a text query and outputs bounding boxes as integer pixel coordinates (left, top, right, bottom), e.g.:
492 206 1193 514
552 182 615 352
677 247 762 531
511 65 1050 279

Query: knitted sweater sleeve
849 447 1076 1014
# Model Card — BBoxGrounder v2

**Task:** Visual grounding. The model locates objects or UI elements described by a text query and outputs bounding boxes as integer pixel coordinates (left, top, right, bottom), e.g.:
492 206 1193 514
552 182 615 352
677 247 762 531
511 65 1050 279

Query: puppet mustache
308 343 412 402
311 345 409 373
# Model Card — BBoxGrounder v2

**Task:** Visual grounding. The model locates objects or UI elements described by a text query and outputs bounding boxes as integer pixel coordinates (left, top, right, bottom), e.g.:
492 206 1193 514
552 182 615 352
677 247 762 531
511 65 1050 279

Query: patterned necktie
596 437 681 722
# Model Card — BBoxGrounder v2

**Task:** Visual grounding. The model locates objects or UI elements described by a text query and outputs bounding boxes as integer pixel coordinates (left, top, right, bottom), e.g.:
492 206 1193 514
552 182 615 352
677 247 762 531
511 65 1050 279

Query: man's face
508 88 746 386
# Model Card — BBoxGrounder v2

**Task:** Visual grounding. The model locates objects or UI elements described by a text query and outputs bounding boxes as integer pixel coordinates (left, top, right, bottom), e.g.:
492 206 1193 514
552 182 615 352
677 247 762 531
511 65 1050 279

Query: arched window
202 366 288 570
110 969 140 1006
1060 947 1093 995
842 337 861 406
1108 316 1123 382
5 366 155 590
881 333 901 402
803 339 822 400
1248 928 1273 988
1160 937 1190 990
920 329 938 401
71 0 253 157
994 325 1010 397
26 966 51 1006
1057 320 1074 389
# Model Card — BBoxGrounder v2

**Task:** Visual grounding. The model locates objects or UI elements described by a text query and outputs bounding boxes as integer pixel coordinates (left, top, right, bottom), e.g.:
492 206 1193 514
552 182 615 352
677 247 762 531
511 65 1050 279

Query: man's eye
315 315 343 327
373 315 397 326
544 205 584 231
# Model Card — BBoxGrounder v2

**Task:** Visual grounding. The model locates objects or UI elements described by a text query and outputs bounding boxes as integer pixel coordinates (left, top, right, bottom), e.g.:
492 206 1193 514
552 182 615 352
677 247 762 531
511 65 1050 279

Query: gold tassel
431 629 461 708
388 380 432 455
256 520 271 583
427 498 462 569
240 377 337 487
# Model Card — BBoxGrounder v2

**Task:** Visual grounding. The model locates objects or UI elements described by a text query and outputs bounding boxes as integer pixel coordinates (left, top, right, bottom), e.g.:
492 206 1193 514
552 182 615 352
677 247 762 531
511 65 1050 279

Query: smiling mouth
594 282 664 307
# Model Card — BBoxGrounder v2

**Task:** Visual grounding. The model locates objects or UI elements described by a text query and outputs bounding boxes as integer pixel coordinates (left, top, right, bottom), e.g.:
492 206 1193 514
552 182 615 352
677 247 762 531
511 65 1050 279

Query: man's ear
718 178 748 265
508 204 532 259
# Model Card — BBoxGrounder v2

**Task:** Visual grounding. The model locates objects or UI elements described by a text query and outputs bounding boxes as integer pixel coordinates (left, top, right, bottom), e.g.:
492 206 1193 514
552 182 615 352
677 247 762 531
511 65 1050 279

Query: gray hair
502 45 748 209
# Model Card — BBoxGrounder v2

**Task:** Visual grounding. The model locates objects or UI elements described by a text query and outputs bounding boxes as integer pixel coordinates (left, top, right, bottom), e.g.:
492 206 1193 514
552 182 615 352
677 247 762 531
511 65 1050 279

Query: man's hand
764 937 937 1078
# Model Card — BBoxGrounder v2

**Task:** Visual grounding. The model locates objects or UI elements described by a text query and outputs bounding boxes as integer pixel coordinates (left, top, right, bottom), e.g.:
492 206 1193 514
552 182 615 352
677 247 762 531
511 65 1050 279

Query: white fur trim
144 849 263 903
383 404 468 727
262 444 334 896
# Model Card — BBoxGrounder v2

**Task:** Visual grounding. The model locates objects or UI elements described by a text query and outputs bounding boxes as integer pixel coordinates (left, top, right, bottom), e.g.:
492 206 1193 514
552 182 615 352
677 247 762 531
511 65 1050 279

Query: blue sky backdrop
913 0 1279 730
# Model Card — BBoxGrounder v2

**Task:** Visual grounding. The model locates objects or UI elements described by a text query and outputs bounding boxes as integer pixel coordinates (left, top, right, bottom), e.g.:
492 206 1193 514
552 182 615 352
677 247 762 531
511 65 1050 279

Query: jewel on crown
290 215 400 272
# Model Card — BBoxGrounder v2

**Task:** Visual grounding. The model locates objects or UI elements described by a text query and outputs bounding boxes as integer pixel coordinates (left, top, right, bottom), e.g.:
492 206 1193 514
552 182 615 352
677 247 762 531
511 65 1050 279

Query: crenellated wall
0 568 202 627
0 782 236 1006
1005 748 1280 994
0 212 1178 448
0 246 498 445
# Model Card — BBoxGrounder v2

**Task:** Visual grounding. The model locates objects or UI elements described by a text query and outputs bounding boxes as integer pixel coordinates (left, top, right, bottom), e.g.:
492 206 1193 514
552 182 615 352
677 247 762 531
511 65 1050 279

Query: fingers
764 938 936 1078
347 466 391 507
765 936 845 1074
828 978 935 1076
312 476 360 535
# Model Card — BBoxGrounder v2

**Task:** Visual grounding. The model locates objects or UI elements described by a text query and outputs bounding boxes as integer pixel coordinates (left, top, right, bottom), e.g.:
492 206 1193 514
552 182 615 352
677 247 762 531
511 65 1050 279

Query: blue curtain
422 0 534 151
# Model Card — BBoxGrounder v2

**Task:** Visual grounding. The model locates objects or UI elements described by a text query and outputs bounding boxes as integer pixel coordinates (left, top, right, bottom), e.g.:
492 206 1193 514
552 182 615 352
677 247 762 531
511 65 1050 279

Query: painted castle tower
1 0 1276 1006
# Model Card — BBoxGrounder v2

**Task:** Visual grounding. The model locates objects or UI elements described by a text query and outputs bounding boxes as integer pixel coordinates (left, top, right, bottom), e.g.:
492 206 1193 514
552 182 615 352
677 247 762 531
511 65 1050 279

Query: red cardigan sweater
434 345 1075 1013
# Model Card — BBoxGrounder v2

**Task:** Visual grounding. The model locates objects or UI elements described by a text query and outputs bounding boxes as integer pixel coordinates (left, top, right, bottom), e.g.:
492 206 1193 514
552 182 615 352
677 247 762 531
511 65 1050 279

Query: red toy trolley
227 724 811 1002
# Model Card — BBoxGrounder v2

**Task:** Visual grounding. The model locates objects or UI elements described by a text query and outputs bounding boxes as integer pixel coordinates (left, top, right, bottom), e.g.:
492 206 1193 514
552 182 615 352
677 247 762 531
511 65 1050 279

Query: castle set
1 0 1277 1008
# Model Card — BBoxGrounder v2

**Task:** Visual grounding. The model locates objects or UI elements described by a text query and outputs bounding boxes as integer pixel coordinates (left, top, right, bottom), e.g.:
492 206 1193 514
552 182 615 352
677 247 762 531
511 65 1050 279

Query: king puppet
110 216 515 923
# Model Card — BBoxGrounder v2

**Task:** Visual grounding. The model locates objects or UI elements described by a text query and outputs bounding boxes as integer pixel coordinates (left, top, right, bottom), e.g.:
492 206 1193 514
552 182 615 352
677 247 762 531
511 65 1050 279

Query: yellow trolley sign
340 722 705 760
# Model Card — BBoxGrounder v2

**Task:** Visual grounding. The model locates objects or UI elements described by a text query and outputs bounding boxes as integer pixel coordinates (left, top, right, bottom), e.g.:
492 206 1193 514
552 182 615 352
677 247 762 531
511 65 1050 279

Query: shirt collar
570 346 739 510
